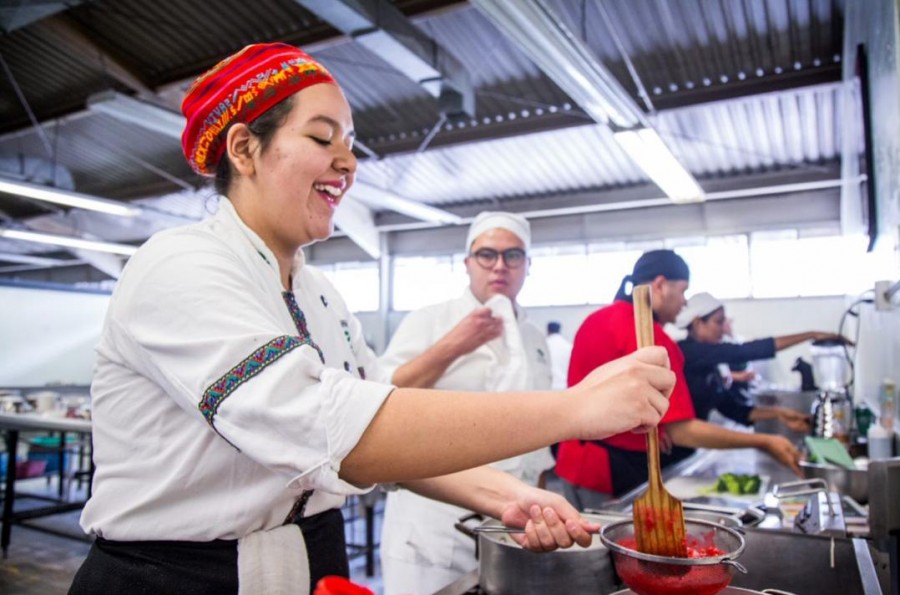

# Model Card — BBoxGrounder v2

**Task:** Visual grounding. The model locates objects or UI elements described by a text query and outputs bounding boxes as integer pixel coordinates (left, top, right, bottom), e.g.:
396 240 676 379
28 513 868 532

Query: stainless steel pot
800 461 868 503
455 512 618 595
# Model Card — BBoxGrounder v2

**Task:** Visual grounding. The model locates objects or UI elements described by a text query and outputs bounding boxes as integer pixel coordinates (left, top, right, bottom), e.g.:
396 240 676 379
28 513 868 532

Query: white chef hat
675 292 725 328
465 211 531 251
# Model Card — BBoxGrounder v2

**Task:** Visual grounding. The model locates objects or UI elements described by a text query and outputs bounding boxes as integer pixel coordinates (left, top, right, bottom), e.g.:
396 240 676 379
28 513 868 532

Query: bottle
868 422 893 459
881 379 896 431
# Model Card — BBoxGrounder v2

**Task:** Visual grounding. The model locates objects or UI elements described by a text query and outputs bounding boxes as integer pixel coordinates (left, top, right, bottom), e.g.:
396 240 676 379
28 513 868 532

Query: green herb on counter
714 473 761 495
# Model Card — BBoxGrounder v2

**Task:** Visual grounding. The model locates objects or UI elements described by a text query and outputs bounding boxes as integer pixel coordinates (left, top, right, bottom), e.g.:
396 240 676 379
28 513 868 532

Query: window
320 262 379 312
750 232 875 298
518 245 590 306
586 245 645 304
677 235 751 299
392 254 467 311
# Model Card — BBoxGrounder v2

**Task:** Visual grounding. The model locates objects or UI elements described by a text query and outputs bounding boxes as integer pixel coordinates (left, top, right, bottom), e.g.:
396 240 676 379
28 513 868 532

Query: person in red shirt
555 250 802 510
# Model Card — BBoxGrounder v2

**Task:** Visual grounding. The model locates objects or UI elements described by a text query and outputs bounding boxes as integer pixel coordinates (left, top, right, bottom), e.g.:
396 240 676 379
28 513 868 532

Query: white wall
0 284 110 386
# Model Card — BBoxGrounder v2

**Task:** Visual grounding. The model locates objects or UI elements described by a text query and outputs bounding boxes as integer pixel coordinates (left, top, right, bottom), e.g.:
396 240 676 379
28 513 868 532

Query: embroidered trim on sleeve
199 335 304 427
282 291 325 363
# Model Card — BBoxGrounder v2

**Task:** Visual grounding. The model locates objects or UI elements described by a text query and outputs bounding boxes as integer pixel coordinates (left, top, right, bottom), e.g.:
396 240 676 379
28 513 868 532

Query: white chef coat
378 289 554 595
546 332 573 390
80 198 394 542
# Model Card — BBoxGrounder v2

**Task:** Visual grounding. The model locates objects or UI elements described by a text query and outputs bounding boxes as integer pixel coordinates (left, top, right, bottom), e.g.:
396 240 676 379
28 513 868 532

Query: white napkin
238 524 309 595
483 294 530 392
482 294 553 484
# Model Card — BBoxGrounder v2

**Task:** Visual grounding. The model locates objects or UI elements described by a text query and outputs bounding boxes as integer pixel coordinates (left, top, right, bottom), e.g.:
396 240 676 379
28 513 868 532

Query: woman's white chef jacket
378 289 554 595
80 199 394 542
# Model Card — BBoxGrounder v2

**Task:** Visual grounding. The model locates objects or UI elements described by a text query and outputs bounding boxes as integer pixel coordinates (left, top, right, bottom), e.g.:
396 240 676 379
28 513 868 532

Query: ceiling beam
648 64 842 112
296 0 474 116
37 14 155 97
370 161 846 228
358 109 590 157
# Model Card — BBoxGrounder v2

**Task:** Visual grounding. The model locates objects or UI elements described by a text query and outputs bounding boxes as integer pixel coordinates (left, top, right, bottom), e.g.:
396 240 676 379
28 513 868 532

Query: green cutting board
805 437 856 469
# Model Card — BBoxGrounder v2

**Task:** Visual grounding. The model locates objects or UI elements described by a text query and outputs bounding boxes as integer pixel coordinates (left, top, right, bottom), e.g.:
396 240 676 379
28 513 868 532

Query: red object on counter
313 576 374 595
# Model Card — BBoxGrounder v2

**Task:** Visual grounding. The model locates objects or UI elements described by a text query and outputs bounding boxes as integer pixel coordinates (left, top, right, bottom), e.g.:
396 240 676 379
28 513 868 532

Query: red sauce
615 536 730 595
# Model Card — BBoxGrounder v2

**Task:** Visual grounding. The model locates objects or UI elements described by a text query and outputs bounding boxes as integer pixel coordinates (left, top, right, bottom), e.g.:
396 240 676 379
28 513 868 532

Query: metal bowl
600 518 747 595
800 460 868 504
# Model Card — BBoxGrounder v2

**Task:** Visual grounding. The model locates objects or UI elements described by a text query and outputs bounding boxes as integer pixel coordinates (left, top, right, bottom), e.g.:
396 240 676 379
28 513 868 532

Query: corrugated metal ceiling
0 0 857 279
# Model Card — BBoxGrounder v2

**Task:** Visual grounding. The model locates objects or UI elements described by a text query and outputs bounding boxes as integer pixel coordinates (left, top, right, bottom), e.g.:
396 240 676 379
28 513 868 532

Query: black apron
68 508 348 595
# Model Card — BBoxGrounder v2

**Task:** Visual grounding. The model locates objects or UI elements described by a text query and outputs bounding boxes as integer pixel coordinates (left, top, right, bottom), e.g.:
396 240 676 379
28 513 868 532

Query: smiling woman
69 42 678 595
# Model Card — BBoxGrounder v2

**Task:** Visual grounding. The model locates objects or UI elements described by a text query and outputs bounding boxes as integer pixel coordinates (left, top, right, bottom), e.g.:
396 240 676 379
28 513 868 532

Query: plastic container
868 423 893 459
880 379 896 430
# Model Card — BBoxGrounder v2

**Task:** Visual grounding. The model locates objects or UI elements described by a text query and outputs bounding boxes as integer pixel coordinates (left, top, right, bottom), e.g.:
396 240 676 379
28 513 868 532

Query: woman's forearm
401 466 520 519
665 418 768 450
341 347 675 486
341 388 567 485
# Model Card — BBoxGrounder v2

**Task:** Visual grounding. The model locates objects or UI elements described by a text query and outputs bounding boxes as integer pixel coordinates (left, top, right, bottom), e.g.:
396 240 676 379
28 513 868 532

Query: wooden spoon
631 284 688 557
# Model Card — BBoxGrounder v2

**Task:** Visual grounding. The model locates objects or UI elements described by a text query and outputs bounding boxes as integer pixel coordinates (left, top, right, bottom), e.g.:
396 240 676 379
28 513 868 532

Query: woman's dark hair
213 95 296 195
687 306 725 335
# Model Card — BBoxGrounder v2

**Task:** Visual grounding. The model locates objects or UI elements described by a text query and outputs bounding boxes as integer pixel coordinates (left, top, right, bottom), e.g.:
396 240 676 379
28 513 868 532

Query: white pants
379 490 477 595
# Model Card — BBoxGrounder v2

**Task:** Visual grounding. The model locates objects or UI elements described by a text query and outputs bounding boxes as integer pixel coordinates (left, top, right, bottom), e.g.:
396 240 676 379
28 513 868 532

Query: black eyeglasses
470 247 527 269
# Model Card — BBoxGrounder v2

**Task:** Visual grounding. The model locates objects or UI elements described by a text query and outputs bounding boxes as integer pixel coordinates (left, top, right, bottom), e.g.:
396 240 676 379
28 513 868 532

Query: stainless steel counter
436 447 896 594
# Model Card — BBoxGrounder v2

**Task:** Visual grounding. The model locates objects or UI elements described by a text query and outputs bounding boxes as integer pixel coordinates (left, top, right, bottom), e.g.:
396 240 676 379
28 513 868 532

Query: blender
809 339 854 445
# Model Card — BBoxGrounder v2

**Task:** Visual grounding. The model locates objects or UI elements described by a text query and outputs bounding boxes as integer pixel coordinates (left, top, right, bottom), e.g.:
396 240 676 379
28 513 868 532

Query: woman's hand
499 485 599 551
763 434 803 476
567 347 675 439
776 407 811 433
811 332 854 346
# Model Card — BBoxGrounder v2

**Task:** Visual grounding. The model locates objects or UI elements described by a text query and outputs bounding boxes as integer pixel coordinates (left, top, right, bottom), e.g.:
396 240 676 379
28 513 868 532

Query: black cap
614 249 690 302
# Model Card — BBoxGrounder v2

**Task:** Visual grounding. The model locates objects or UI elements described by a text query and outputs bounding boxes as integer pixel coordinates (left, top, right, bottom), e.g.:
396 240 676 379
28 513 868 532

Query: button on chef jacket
377 289 554 595
80 198 394 542
555 300 695 497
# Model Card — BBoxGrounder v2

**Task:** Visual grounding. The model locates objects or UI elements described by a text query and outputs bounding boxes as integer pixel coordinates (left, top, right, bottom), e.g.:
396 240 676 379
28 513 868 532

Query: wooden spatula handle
633 285 662 488
632 284 654 349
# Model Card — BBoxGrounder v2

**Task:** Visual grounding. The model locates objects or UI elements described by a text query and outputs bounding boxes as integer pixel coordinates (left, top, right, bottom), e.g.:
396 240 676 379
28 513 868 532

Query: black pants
69 508 348 594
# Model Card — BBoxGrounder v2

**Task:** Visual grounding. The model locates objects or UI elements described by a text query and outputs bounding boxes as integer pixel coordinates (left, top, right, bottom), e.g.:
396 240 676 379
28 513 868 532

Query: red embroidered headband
181 42 337 176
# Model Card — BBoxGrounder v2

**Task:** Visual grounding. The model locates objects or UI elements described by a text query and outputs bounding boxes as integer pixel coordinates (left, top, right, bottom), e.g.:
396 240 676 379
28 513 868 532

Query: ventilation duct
296 0 474 117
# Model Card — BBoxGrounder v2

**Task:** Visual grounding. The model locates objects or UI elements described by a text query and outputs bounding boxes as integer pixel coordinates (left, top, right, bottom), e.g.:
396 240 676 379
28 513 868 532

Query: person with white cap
676 292 847 438
378 211 558 595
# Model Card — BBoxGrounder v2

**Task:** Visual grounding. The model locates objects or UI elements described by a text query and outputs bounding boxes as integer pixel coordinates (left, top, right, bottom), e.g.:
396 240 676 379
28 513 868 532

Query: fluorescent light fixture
0 229 138 256
87 90 184 139
351 182 463 225
0 177 142 217
613 128 705 203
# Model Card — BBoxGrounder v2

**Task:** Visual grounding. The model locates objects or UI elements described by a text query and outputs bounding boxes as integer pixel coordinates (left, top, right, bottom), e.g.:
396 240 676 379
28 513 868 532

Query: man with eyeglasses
378 211 556 595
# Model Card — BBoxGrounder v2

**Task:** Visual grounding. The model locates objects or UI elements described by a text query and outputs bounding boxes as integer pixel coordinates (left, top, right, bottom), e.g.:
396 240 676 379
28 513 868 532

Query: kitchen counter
435 444 895 594
604 445 798 513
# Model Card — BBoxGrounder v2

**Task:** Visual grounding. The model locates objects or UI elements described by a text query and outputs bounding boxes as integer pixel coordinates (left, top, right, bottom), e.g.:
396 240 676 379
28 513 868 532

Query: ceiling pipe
352 181 463 225
295 0 475 117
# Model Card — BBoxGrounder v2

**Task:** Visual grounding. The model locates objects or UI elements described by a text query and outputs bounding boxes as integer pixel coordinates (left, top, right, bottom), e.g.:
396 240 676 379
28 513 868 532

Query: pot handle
721 559 748 574
454 512 485 541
